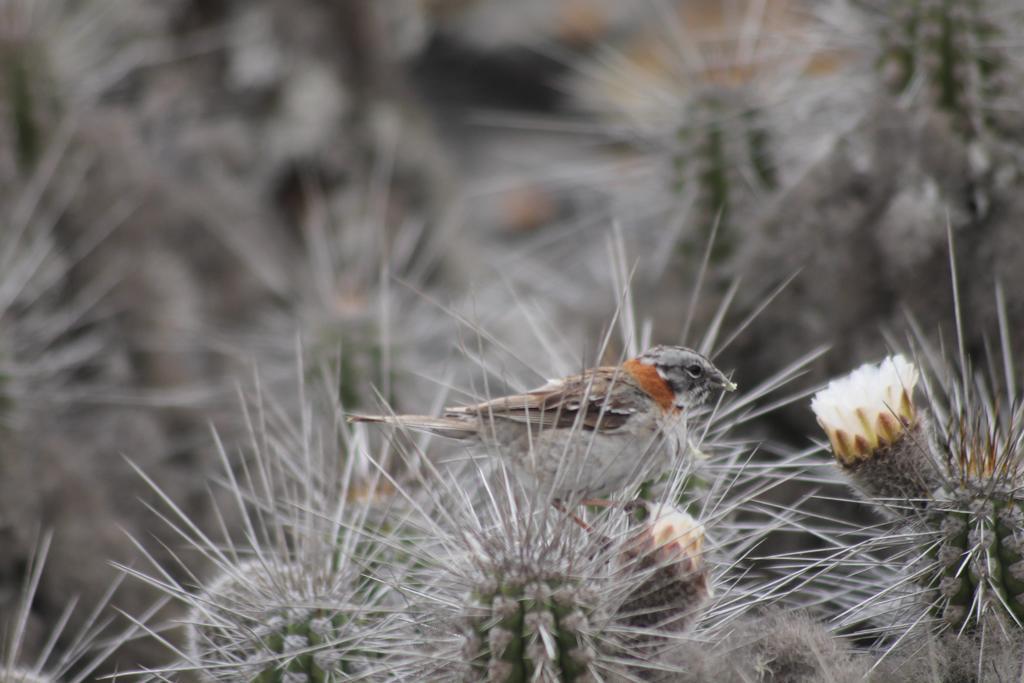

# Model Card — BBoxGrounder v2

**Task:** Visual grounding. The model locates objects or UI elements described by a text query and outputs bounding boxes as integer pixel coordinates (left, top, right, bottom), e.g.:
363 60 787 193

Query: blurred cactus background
3 0 1024 680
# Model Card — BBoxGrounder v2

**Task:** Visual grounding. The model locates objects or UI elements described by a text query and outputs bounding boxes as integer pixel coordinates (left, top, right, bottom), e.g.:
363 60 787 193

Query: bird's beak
714 372 737 392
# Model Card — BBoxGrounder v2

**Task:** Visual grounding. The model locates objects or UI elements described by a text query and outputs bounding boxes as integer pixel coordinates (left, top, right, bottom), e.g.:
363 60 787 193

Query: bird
348 345 736 500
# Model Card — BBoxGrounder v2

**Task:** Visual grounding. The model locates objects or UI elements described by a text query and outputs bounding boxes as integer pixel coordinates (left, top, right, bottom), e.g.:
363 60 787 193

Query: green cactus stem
879 0 1012 141
462 575 595 682
672 89 777 262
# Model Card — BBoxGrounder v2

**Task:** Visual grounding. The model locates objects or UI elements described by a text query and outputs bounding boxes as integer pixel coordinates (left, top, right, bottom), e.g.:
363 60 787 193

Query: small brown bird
349 345 735 499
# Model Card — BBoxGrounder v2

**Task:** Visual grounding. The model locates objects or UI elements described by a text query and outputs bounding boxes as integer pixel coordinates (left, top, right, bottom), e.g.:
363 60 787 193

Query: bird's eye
685 364 704 378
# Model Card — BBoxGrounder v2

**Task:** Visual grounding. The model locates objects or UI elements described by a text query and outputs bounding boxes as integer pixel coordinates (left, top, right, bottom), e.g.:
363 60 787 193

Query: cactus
453 512 712 682
459 512 712 682
133 496 403 682
617 504 710 636
186 560 382 682
308 315 397 411
921 392 1024 628
392 456 717 682
118 373 409 682
876 0 1022 144
437 504 608 683
644 609 869 683
3 48 42 173
461 573 595 682
672 87 778 261
0 0 65 175
0 532 147 683
812 350 1024 636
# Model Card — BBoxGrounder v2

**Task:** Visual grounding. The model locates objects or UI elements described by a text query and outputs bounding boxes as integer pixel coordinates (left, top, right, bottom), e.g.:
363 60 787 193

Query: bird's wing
446 367 644 432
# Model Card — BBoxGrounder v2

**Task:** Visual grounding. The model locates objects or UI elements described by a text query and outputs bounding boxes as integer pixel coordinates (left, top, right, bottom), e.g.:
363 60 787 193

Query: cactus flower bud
619 506 710 634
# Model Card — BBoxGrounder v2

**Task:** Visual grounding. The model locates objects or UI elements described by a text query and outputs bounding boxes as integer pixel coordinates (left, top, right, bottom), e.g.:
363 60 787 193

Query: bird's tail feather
346 413 477 440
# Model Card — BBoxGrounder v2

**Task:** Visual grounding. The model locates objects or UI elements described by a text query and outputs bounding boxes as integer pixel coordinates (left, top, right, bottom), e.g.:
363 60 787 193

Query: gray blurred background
1 0 1022 676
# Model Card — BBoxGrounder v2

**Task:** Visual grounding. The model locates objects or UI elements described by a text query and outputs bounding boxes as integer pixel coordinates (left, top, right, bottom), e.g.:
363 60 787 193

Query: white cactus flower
811 355 919 465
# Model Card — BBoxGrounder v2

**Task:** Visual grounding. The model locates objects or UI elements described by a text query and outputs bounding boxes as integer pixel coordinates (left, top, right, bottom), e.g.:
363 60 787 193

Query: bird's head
632 345 736 409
